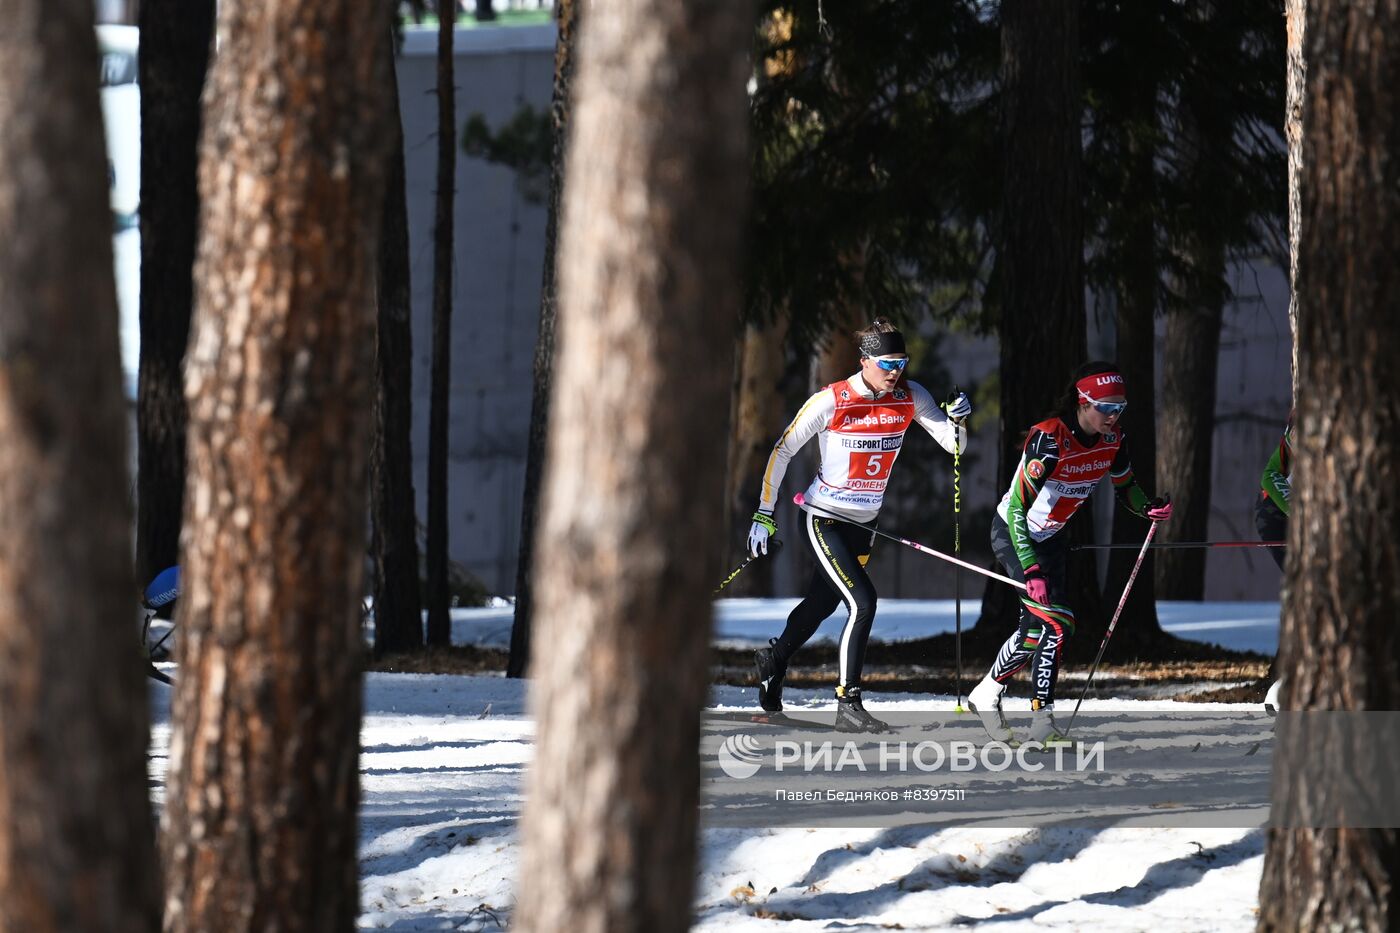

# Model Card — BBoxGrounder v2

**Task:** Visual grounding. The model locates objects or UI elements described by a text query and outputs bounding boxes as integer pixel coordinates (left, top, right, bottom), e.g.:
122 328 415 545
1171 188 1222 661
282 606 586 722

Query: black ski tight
987 514 1075 706
1255 496 1287 570
771 510 877 688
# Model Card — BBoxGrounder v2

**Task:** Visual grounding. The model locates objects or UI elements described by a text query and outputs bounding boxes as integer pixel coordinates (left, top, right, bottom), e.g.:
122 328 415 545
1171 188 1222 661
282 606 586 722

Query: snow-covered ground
146 600 1276 931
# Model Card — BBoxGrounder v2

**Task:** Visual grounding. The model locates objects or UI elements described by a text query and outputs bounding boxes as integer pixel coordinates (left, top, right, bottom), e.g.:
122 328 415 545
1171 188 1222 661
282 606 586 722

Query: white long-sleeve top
757 373 966 523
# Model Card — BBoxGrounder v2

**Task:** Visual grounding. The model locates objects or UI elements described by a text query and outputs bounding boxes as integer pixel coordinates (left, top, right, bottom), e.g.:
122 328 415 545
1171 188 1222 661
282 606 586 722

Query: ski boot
754 638 786 713
834 685 890 733
1023 700 1073 750
967 674 1018 745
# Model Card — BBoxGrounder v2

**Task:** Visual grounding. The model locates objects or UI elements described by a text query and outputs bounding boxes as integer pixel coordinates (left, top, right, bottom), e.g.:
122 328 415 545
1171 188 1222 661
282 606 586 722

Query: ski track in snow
147 668 1268 931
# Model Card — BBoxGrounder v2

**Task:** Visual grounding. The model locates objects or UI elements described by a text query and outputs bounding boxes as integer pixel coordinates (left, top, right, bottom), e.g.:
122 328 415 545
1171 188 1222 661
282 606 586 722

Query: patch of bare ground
712 640 1272 704
363 642 1272 704
368 645 510 675
1187 677 1275 704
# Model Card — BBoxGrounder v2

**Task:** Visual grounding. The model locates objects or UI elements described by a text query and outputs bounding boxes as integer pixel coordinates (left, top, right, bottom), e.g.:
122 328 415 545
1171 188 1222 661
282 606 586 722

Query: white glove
747 511 777 557
944 390 972 422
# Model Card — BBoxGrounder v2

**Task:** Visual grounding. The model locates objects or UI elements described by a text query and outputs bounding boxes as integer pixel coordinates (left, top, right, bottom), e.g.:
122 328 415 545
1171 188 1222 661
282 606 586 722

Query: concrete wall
1195 259 1292 599
397 25 555 595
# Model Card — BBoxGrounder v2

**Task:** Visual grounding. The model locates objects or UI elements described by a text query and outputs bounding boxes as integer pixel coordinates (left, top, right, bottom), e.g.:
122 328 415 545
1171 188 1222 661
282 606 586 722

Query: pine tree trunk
1102 305 1160 649
509 0 576 678
425 0 456 647
1155 300 1220 600
1103 89 1161 644
0 2 161 928
1284 0 1305 403
1258 0 1400 927
135 0 215 585
724 318 790 597
717 4 800 600
812 293 865 389
1156 22 1226 602
974 0 1092 645
1153 0 1232 602
372 24 424 657
513 0 751 927
159 0 389 925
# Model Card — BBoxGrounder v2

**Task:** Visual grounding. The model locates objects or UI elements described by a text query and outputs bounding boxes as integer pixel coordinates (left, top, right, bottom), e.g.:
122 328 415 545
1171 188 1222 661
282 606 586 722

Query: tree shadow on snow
764 825 1102 920
944 830 1264 926
362 907 509 932
359 795 520 879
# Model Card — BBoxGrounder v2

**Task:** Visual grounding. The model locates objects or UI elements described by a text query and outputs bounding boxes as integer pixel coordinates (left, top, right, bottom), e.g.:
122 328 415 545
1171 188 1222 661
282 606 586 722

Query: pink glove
1023 565 1049 605
1147 495 1173 522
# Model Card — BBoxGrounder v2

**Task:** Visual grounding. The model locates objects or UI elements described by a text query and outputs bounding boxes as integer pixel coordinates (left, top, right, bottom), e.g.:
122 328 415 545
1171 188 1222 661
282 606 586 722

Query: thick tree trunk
135 0 215 585
372 25 424 657
1155 299 1220 600
474 0 495 22
1157 22 1226 602
513 0 751 928
812 292 865 389
1258 0 1400 927
1102 301 1160 645
0 2 160 928
509 0 576 678
1103 93 1161 643
425 0 456 646
159 0 389 926
1284 0 1304 403
974 0 1092 645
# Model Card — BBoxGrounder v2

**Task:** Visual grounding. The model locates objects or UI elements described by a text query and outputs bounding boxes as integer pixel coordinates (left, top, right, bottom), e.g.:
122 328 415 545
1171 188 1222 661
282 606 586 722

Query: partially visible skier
1257 410 1293 713
746 317 970 732
967 361 1172 747
1256 410 1292 570
141 565 180 684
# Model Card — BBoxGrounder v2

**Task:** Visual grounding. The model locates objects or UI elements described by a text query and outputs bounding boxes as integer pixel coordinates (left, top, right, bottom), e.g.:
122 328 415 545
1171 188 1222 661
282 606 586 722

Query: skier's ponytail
854 316 900 340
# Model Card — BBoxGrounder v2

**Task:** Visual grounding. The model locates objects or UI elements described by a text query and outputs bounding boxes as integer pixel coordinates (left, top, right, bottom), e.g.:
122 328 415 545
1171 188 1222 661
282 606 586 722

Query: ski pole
1069 540 1283 551
141 610 176 658
1066 519 1160 734
793 493 1027 591
950 392 965 711
714 538 783 594
149 620 175 656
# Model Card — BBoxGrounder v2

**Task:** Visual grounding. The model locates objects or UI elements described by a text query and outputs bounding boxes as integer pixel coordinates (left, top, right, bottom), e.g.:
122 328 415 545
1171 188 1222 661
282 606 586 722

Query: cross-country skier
1256 410 1292 570
1257 410 1293 713
967 361 1172 746
746 318 970 732
141 565 180 684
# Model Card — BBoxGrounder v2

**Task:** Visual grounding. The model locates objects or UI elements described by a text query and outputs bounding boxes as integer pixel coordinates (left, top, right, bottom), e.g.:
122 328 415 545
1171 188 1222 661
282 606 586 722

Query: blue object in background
144 565 180 609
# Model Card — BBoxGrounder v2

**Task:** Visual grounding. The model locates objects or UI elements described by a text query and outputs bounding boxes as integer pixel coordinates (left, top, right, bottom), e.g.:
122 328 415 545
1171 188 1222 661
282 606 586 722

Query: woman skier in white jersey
745 318 970 732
